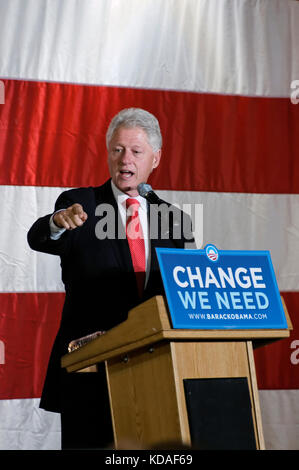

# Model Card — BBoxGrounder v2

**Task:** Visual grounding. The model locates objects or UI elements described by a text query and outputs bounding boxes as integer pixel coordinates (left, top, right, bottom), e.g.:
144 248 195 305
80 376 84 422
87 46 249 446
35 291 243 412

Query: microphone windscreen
137 183 152 197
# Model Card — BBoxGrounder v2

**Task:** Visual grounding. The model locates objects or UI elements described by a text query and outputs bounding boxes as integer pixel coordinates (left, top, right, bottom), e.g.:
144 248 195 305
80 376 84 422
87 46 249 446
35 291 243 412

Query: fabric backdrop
0 0 298 450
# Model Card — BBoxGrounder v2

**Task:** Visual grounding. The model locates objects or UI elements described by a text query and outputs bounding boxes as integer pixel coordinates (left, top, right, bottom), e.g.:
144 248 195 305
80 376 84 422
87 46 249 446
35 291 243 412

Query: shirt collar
110 180 147 211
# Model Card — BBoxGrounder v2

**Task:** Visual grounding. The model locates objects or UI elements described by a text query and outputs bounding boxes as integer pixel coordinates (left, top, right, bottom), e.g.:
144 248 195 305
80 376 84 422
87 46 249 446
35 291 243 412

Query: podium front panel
184 377 256 449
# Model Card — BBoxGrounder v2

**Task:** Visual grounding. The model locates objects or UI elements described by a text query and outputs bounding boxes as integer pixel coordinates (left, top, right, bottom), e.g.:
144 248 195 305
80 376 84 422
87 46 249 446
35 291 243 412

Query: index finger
71 203 84 216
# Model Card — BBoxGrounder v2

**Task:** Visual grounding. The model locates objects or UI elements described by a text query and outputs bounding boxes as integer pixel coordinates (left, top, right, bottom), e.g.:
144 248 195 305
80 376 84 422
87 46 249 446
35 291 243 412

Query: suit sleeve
171 204 196 249
27 190 75 256
182 211 197 249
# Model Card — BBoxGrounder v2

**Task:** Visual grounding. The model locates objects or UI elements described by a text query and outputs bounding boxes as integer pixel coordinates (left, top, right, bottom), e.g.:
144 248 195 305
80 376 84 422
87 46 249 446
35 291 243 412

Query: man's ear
152 149 161 170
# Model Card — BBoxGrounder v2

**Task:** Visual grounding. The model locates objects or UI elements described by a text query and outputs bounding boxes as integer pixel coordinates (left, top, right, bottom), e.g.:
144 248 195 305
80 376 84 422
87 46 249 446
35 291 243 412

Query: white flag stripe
159 189 299 292
1 185 298 292
259 390 299 450
0 0 298 97
0 398 61 450
1 391 298 450
0 185 66 293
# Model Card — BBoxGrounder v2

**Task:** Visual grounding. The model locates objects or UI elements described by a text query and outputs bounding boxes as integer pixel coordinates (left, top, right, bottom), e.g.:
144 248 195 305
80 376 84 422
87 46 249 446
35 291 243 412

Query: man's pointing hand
53 203 88 230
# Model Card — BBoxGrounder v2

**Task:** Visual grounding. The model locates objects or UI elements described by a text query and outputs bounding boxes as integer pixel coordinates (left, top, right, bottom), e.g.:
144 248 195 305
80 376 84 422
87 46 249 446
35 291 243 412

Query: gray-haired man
28 108 194 449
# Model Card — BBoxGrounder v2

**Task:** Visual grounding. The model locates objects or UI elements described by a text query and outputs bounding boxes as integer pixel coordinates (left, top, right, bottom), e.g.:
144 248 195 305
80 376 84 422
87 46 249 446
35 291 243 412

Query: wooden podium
61 295 291 450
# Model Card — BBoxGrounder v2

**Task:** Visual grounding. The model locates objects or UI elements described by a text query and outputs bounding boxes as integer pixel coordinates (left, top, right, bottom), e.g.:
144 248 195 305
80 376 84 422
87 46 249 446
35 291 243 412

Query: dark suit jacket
27 179 193 413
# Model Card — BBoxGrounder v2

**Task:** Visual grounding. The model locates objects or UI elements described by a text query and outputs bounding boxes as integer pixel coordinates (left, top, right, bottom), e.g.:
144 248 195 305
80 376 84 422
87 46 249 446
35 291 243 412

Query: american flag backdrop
0 0 298 450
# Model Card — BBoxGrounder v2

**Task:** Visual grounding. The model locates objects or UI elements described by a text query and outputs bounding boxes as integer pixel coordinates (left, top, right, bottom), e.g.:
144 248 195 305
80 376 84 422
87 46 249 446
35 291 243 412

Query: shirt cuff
49 211 66 240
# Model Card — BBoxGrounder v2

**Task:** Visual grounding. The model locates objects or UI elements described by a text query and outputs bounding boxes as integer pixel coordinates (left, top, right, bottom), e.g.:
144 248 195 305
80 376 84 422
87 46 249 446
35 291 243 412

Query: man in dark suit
27 108 194 449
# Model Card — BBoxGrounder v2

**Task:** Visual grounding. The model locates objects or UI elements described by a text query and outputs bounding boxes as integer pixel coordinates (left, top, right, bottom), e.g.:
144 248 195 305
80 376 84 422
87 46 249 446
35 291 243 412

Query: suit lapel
94 179 135 273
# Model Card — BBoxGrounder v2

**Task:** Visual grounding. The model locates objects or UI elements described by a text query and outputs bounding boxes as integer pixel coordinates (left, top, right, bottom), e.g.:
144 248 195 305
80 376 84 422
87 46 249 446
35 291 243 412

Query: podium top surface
61 296 291 373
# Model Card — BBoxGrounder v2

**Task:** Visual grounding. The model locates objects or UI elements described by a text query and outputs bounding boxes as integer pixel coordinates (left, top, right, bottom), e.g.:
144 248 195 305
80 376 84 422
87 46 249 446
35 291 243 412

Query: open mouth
119 170 134 179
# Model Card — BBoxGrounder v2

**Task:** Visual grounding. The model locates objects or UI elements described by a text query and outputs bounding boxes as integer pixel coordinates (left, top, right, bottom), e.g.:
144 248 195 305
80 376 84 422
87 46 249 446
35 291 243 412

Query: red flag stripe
0 292 64 400
254 291 299 390
0 291 297 399
1 80 298 193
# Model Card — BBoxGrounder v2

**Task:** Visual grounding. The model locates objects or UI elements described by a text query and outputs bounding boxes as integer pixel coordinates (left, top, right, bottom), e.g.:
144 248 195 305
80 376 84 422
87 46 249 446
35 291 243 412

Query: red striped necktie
126 198 146 297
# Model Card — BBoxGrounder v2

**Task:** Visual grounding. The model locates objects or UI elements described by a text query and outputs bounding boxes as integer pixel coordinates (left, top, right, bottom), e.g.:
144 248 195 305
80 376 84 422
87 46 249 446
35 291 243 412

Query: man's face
107 126 161 197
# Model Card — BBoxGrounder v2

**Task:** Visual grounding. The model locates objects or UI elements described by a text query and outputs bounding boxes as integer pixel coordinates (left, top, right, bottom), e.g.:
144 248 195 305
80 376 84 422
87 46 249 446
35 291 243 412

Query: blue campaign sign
156 245 287 330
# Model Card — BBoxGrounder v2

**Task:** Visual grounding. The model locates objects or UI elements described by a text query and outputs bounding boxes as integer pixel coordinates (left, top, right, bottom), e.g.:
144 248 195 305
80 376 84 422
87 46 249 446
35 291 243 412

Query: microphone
137 183 164 205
